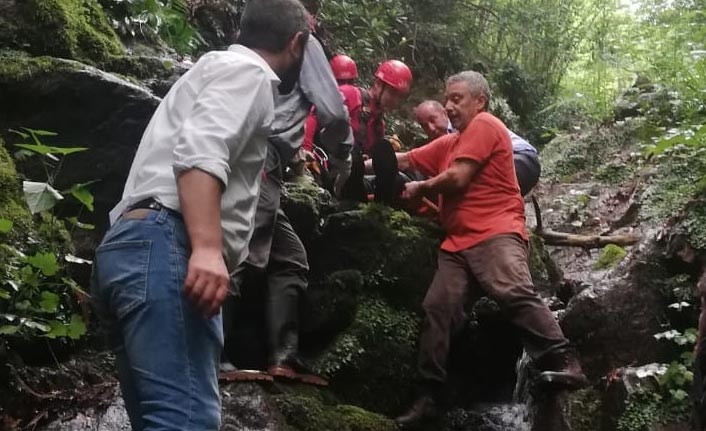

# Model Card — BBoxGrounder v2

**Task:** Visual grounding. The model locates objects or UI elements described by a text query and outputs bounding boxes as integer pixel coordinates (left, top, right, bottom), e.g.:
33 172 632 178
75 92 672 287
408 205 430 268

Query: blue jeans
92 208 222 430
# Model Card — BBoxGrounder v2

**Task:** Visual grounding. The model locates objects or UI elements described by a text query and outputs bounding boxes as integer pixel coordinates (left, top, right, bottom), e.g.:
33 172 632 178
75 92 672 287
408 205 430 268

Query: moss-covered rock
313 295 420 415
273 392 396 431
540 119 644 183
0 0 123 64
594 244 628 270
301 270 364 348
0 138 33 241
311 204 441 310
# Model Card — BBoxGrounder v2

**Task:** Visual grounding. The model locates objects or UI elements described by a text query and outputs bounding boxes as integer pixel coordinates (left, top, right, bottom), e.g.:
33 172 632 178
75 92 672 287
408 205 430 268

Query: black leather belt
125 198 182 219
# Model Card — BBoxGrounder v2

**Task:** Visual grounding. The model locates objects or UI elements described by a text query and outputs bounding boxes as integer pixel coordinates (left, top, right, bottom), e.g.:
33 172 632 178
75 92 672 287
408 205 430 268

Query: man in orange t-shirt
394 71 587 428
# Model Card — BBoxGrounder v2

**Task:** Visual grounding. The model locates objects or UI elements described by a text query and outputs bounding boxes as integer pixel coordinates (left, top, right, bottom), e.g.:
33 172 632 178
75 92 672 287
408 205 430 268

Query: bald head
415 100 450 140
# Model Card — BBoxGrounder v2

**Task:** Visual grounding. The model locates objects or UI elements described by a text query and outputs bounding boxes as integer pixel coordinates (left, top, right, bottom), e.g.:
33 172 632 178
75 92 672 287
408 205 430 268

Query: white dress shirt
110 45 280 270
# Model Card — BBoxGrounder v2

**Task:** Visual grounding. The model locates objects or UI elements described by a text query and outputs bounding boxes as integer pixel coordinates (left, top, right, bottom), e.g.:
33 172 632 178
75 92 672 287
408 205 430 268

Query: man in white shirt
91 1 310 429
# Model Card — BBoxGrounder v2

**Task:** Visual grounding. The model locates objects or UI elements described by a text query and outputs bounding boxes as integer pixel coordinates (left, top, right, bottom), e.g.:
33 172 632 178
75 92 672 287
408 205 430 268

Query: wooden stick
530 196 641 248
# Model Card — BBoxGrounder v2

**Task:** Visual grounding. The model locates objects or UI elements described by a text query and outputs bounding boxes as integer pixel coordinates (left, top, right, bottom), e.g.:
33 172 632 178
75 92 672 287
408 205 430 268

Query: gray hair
238 0 310 52
415 100 445 115
446 71 491 110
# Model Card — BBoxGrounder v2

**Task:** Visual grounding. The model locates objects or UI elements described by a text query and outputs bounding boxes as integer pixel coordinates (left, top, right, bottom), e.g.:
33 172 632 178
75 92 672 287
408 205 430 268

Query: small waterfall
443 351 573 431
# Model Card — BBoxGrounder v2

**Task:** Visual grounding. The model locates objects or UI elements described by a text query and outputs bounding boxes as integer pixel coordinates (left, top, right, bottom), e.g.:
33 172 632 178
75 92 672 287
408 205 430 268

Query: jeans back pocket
94 240 152 321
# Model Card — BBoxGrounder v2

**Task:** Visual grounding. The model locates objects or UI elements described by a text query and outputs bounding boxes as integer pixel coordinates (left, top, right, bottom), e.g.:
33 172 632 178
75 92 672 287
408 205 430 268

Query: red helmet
374 60 412 93
330 55 358 81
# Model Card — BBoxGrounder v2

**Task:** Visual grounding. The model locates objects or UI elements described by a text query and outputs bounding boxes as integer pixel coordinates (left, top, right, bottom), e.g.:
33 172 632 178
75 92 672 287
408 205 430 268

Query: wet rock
0 54 160 239
561 269 666 380
39 393 130 431
601 363 665 431
442 404 530 431
221 383 284 431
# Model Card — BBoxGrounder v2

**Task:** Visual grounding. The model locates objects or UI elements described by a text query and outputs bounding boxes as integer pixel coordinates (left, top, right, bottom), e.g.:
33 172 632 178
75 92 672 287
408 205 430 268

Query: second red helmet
330 55 358 81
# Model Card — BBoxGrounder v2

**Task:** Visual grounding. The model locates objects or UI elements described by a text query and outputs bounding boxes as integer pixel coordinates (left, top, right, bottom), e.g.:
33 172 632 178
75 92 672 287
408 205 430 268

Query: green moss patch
594 244 628 270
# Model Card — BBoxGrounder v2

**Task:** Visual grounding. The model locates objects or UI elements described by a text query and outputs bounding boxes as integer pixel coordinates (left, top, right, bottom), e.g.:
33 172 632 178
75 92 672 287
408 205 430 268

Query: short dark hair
237 0 310 52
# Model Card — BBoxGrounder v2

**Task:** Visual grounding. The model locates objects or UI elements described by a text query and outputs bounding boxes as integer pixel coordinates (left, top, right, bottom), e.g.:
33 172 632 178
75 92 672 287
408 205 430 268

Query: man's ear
289 31 308 55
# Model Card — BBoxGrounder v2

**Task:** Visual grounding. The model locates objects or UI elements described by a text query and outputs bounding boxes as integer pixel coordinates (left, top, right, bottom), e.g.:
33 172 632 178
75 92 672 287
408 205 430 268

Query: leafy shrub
0 129 93 343
99 0 205 55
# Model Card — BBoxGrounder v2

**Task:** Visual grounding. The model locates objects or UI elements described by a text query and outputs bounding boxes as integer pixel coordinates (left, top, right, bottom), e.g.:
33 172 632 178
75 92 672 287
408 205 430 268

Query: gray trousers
223 149 309 366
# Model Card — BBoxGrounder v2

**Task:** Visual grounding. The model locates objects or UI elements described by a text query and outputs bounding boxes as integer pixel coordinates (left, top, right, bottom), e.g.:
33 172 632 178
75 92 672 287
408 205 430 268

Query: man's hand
401 181 425 200
184 247 229 318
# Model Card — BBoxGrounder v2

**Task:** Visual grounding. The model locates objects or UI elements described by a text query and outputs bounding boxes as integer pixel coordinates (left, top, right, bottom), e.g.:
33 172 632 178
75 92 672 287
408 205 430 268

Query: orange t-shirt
408 112 527 252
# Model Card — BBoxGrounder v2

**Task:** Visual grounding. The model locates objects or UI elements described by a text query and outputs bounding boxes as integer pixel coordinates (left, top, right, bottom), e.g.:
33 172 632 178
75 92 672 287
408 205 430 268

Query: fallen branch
531 196 641 249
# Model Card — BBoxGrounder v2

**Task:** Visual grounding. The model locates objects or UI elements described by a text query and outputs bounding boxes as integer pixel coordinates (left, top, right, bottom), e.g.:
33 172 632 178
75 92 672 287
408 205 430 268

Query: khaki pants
418 233 569 385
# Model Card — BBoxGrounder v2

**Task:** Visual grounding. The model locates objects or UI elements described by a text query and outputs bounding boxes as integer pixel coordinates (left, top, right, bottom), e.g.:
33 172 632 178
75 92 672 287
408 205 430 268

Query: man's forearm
419 170 459 197
177 169 223 252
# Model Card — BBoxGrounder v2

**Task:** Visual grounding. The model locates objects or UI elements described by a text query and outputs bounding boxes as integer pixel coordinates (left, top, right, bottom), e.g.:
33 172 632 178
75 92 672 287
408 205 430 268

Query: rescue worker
221 14 353 386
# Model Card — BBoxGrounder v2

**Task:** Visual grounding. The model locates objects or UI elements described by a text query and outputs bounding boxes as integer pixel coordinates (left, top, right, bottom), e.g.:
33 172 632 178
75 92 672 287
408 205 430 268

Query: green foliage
100 0 205 55
594 244 628 270
0 130 92 342
641 126 706 250
616 389 662 431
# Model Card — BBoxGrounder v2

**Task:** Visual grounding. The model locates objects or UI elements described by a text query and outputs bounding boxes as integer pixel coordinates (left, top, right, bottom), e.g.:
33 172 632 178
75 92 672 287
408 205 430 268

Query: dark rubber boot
536 347 589 389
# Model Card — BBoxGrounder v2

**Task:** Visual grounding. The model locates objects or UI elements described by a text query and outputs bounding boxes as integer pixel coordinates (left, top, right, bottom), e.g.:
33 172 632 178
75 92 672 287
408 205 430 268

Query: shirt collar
227 44 280 85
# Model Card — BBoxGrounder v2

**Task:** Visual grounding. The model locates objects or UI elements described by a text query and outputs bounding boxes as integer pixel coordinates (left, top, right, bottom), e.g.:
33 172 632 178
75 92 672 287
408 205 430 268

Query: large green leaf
22 181 63 214
21 127 58 137
46 320 68 339
27 252 60 276
0 219 13 233
67 314 87 340
39 291 60 313
68 183 95 212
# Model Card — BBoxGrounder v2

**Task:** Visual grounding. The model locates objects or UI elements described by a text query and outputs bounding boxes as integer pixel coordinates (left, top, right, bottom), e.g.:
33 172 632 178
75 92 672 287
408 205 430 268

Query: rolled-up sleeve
173 58 272 187
300 36 353 158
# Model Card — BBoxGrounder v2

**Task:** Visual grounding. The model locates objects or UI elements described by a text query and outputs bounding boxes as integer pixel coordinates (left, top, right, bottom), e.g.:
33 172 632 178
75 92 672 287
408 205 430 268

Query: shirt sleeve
453 117 499 165
299 35 353 158
173 58 274 187
408 135 449 178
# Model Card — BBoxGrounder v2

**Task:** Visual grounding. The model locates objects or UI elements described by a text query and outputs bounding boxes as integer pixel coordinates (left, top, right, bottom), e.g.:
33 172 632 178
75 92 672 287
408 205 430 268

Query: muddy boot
395 394 438 429
536 347 589 389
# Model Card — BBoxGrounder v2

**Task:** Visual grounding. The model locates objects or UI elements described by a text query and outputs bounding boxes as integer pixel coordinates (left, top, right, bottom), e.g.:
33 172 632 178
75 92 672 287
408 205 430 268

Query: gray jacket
267 35 353 173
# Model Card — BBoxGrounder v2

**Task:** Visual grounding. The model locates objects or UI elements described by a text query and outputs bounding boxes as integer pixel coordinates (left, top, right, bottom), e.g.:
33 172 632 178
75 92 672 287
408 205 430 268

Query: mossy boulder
0 54 160 239
310 204 441 310
0 0 123 64
273 390 396 431
313 296 420 415
301 270 364 349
